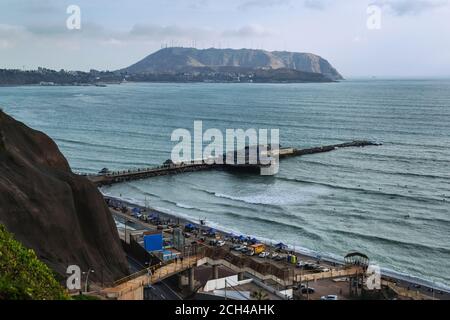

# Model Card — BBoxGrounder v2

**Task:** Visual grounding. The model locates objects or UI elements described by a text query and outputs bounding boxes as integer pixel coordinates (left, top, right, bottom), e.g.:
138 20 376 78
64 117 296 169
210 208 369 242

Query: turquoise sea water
1 80 449 288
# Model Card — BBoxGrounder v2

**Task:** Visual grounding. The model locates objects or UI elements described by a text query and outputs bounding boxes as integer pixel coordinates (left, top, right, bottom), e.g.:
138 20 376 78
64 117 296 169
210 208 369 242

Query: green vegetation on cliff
0 225 68 300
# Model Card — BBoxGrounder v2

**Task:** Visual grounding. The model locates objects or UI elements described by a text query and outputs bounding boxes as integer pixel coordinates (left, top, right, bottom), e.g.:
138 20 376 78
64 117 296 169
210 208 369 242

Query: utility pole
224 279 227 300
306 281 309 300
83 269 95 293
124 220 127 243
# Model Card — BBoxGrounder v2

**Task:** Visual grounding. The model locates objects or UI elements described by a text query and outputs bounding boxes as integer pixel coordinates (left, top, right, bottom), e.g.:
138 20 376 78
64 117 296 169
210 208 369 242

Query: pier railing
80 141 380 186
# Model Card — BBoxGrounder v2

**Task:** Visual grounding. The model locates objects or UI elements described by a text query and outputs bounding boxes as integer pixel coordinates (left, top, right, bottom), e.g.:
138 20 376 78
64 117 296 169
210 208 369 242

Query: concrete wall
203 275 252 292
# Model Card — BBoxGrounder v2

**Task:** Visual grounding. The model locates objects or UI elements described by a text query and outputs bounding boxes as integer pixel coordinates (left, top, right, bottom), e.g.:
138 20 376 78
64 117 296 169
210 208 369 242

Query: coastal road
146 281 183 300
112 211 184 300
109 201 450 300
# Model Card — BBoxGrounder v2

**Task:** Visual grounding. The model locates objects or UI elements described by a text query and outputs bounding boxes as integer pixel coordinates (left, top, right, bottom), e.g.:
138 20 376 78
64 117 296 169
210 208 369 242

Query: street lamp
83 269 95 293
124 219 133 244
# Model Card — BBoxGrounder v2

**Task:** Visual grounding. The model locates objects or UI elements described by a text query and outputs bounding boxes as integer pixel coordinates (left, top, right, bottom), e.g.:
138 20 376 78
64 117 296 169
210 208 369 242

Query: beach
104 194 450 300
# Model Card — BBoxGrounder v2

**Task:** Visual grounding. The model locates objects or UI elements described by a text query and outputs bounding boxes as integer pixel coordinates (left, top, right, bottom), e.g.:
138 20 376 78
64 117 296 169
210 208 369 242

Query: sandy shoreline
103 193 450 296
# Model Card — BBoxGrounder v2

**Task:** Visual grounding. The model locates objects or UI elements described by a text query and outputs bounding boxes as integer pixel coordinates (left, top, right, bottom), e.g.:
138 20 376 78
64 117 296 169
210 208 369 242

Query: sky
0 0 449 77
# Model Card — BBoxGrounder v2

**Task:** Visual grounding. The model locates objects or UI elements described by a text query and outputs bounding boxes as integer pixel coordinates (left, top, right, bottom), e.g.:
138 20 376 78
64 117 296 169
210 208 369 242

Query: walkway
102 255 201 300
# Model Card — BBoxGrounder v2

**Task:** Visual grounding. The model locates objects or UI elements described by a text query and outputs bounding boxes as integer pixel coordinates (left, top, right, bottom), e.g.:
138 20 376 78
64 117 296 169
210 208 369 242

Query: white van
320 295 338 300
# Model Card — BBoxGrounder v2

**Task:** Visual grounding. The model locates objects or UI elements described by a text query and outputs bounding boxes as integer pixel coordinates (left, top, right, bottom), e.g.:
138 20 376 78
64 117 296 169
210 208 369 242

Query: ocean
1 79 449 289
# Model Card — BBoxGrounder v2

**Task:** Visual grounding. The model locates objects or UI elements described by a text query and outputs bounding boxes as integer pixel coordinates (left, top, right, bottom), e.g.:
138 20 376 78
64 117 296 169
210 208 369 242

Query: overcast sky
0 0 449 77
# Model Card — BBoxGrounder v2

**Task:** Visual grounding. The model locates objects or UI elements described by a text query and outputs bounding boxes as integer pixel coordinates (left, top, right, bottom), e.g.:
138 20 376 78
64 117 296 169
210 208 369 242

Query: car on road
259 251 270 258
320 295 338 300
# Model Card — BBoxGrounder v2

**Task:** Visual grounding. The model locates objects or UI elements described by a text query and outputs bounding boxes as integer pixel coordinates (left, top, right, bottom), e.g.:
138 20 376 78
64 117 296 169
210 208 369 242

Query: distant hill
121 47 343 81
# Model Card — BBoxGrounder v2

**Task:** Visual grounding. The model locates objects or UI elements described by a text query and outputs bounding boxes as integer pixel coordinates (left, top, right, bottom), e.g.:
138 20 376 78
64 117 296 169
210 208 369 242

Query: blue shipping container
144 233 163 252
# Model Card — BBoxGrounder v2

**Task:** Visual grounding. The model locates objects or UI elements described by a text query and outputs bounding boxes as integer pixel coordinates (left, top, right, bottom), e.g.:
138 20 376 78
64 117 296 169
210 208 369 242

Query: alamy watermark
66 265 81 290
367 4 382 30
66 5 81 30
366 264 382 290
170 121 280 175
66 265 95 292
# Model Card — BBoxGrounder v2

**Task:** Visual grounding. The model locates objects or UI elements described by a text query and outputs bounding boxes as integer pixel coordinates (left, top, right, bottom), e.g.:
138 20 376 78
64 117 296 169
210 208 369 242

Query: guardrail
113 248 206 287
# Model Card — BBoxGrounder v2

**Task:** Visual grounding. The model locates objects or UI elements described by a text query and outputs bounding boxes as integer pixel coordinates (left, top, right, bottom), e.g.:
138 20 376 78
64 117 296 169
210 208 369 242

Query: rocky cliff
121 47 343 80
0 110 129 284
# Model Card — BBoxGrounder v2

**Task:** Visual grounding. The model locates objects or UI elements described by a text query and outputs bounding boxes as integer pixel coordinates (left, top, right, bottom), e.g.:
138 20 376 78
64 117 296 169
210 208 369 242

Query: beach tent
185 223 195 230
275 242 288 250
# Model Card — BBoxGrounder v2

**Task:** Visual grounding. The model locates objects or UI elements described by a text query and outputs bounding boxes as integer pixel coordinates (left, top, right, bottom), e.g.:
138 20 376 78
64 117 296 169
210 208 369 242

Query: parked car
246 250 255 256
231 244 242 251
318 267 331 272
274 255 285 261
234 245 247 252
241 247 249 254
259 251 270 258
301 287 315 294
296 261 305 268
292 284 306 290
303 263 318 270
270 252 279 259
320 295 338 300
216 240 226 247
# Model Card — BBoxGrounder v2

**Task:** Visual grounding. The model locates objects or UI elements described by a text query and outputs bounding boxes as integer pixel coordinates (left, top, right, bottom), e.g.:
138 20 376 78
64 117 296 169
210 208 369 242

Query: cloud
129 24 212 41
238 0 291 10
238 0 333 11
186 0 210 9
1 21 272 48
372 0 449 15
303 0 327 10
0 24 28 48
128 24 272 42
222 25 271 38
2 0 62 13
26 23 103 37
